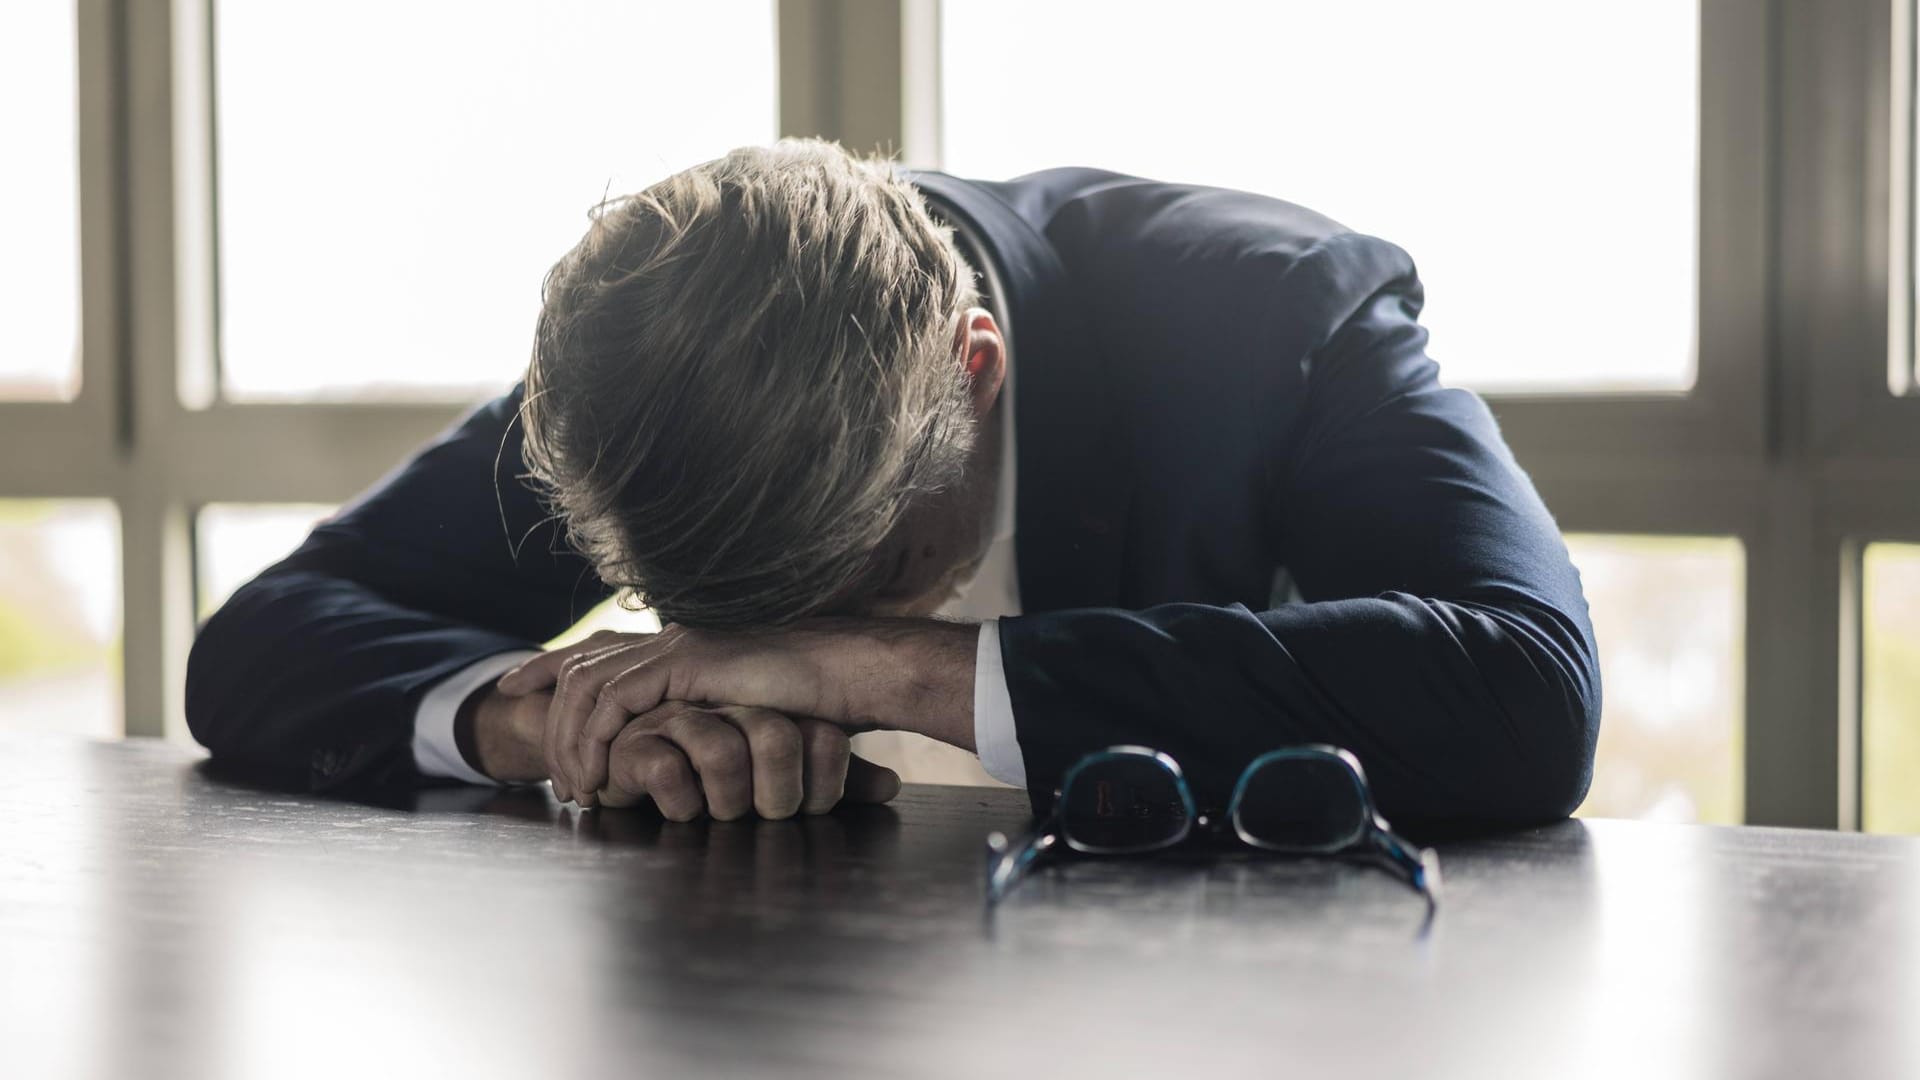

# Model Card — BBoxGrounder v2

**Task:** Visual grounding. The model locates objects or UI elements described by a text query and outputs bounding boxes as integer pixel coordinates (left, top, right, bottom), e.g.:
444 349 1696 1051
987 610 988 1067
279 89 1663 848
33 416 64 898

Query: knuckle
643 752 689 794
805 721 851 761
647 700 697 727
589 680 621 715
798 724 849 813
763 746 805 783
595 663 636 697
588 672 646 727
758 723 805 773
553 668 594 709
602 662 657 708
667 714 737 756
607 736 644 784
703 731 751 782
609 754 642 795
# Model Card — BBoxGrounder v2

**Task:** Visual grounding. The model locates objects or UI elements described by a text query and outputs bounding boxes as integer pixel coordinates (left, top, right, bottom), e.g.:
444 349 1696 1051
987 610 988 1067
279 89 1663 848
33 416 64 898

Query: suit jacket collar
909 170 1132 613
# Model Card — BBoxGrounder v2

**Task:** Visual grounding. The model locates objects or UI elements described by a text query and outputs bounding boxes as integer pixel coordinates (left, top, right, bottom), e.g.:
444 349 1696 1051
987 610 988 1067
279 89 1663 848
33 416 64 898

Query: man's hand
464 634 902 817
591 701 899 819
494 620 978 806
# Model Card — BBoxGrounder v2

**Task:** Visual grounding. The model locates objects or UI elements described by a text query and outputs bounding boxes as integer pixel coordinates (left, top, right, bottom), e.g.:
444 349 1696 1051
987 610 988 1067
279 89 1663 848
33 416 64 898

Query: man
187 140 1600 825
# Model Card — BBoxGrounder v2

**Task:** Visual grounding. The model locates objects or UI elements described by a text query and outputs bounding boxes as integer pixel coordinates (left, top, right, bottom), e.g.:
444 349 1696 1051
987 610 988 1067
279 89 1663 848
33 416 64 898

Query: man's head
523 140 1005 628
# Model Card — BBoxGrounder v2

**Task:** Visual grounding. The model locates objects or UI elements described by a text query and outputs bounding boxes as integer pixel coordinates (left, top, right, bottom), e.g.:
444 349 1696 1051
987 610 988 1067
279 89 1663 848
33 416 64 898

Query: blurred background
0 0 1913 832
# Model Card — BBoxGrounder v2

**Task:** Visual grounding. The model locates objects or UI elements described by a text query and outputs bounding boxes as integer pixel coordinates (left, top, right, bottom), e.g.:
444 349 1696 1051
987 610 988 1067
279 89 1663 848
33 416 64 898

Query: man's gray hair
522 140 982 628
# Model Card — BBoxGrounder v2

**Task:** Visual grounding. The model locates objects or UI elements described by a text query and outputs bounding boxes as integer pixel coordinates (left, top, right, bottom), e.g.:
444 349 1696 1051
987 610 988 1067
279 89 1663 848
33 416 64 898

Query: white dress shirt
412 210 1029 788
926 367 1024 786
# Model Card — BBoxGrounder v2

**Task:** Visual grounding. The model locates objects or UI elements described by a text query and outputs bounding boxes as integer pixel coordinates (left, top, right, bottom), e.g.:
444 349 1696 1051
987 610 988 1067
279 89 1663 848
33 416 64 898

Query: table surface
1 736 1916 1080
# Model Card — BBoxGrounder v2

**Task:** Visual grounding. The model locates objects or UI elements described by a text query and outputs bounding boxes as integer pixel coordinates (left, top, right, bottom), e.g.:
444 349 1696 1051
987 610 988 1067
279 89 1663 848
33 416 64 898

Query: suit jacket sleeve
185 387 608 790
996 236 1602 825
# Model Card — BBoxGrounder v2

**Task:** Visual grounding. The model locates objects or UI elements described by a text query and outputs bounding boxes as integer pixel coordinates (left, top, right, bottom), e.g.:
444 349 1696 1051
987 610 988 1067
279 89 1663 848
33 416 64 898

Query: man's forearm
791 616 979 750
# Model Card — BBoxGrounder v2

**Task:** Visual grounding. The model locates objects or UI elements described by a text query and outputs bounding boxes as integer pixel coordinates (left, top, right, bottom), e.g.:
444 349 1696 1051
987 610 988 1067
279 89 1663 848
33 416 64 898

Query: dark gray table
1 735 1916 1079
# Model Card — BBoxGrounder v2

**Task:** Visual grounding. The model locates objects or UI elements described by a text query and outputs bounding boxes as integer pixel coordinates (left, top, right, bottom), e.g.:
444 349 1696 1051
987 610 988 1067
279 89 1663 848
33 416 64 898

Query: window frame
0 0 1906 830
0 0 120 496
0 0 131 732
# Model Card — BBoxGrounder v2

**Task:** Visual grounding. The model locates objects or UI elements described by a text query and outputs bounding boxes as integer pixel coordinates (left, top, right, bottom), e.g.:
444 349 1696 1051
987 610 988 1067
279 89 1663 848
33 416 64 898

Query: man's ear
956 307 1006 419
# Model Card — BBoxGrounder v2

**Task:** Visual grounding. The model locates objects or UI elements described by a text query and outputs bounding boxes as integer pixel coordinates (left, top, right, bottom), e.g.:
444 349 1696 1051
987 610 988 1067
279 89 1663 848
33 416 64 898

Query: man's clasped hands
456 619 982 819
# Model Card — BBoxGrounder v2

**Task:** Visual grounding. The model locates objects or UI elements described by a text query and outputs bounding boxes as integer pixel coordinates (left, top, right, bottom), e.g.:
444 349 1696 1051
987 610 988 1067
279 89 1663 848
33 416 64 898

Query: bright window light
214 0 777 401
1864 543 1920 834
1567 534 1743 823
0 501 121 738
196 503 337 619
0 4 81 400
942 0 1699 394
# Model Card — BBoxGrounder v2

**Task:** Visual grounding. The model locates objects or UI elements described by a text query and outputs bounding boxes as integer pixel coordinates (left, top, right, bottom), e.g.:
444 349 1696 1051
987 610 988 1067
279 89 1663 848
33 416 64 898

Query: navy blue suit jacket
187 167 1602 823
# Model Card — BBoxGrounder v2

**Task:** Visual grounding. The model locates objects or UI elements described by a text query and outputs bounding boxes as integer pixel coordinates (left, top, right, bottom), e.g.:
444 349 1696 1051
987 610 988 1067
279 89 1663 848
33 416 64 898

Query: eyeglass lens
1058 755 1190 852
1233 754 1369 850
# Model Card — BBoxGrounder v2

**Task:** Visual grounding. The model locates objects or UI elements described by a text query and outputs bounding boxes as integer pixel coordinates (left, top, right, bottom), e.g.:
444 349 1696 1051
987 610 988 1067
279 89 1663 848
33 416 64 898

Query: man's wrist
452 684 490 776
801 617 977 750
456 684 549 783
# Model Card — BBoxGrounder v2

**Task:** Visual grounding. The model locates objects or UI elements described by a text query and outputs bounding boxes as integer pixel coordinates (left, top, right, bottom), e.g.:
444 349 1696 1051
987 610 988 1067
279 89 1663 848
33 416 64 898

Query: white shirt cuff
412 650 542 785
972 619 1027 787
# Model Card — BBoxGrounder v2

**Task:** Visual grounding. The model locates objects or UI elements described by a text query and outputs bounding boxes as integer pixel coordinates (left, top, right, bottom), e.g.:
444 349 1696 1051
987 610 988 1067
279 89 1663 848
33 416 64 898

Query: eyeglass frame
984 743 1441 907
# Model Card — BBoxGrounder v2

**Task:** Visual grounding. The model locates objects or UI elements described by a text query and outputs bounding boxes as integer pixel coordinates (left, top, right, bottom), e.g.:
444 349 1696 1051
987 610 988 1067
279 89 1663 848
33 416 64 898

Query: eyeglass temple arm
1368 819 1442 903
985 818 1060 905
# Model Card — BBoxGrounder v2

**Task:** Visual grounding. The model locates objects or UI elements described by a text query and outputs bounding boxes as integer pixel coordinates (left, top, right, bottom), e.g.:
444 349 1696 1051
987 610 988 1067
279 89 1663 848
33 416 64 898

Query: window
195 504 337 618
1863 544 1920 834
941 0 1700 393
0 501 121 738
0 4 81 400
0 1 1902 835
548 599 660 649
193 504 666 646
1569 535 1744 823
212 0 777 401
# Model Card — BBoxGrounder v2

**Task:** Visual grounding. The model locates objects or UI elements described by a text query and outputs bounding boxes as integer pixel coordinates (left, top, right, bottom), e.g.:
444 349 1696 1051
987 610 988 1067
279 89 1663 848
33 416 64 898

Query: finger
844 753 903 805
498 630 626 696
659 711 754 822
598 730 703 821
560 627 697 793
544 644 635 795
547 640 660 796
498 651 570 696
795 718 851 815
577 659 674 795
713 706 805 820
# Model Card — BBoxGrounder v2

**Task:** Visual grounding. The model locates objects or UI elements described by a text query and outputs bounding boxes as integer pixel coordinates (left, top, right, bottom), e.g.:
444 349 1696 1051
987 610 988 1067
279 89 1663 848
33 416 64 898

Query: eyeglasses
984 744 1440 907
